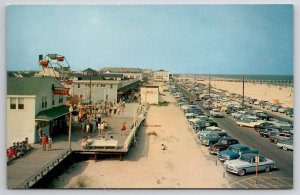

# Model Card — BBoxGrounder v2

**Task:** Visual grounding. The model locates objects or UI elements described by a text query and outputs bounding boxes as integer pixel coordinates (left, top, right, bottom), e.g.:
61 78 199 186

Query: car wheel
238 169 246 176
265 166 271 172
283 146 288 151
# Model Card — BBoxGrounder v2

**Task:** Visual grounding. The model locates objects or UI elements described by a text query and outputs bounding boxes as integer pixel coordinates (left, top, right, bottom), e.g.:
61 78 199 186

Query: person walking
41 134 48 151
100 121 105 135
120 122 126 136
38 127 43 144
97 122 101 136
47 136 52 151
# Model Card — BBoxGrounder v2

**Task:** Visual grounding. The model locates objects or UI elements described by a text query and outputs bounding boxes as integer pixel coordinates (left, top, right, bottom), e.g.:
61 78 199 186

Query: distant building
7 77 69 147
99 67 144 81
34 67 60 78
140 86 159 104
153 69 169 82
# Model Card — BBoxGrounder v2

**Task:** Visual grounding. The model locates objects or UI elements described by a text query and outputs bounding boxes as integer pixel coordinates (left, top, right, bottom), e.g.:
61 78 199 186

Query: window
101 84 105 87
78 84 80 88
106 95 108 100
52 95 55 105
10 98 16 109
42 96 45 108
59 95 63 104
92 84 94 87
44 96 47 108
110 84 113 89
18 98 24 109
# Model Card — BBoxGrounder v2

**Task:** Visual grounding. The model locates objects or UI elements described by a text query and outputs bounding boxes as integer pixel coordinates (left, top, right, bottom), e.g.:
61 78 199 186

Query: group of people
7 137 32 162
40 134 52 151
38 127 52 151
78 100 126 122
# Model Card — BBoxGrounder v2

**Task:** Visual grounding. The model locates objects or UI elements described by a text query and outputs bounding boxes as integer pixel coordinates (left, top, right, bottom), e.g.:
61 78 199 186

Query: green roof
35 105 70 121
7 77 63 96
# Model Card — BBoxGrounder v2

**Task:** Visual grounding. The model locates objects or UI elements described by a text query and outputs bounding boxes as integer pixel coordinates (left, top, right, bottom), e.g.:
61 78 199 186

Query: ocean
178 74 293 82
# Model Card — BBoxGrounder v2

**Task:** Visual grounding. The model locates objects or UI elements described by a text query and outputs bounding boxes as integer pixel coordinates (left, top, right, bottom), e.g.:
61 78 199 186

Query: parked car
253 122 277 131
278 107 287 113
269 132 292 143
224 153 277 176
194 120 218 131
259 128 281 138
270 105 282 112
201 131 228 146
277 139 293 151
236 118 264 128
209 137 239 155
217 144 259 162
255 112 273 121
209 109 224 118
285 108 293 117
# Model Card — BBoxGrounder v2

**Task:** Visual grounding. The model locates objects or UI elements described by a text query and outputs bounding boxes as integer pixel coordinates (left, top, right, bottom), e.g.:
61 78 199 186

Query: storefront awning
35 105 70 121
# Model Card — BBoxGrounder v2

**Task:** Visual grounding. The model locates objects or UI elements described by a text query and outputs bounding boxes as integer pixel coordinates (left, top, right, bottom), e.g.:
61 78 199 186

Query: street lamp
68 105 73 150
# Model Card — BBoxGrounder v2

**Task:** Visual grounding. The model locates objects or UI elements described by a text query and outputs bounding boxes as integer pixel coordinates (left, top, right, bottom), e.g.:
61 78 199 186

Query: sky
7 4 293 75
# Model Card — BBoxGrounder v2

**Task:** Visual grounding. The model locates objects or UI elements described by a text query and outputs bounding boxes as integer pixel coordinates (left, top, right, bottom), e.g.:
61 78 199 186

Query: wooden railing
15 150 71 189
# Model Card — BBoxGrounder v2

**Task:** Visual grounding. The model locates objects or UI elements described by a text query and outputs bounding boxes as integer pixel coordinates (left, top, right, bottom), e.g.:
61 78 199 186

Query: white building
7 77 69 147
140 86 159 104
153 69 169 82
71 75 141 104
71 75 119 103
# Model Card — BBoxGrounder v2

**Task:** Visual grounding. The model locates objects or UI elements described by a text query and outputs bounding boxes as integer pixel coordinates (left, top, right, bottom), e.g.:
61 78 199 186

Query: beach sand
199 80 294 108
50 92 229 188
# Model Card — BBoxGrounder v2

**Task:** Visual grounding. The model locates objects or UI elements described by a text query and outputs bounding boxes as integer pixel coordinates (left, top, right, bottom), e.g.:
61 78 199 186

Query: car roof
229 144 248 149
241 153 262 158
219 136 237 141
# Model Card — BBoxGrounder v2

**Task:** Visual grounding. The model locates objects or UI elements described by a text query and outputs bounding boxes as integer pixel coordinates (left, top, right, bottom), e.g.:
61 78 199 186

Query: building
153 69 170 82
7 77 70 147
71 75 141 104
99 67 145 81
140 86 159 104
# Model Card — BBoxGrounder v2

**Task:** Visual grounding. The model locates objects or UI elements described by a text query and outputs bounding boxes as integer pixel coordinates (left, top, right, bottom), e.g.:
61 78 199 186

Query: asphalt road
176 84 293 187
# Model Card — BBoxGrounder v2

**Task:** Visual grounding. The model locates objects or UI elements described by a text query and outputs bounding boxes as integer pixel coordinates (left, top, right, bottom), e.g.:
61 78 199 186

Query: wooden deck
7 102 146 189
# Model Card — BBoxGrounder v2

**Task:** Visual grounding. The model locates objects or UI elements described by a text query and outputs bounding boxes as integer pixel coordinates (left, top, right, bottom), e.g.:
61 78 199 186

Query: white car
224 153 277 176
210 109 223 117
236 118 264 128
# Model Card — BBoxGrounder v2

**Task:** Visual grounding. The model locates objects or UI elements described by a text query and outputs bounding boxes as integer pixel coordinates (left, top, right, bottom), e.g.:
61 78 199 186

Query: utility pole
89 74 92 105
242 77 245 109
209 75 211 98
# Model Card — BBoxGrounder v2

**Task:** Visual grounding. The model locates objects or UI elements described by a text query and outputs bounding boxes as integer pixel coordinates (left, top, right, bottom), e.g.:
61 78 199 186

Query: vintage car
269 132 292 143
209 109 224 118
277 138 293 151
209 137 239 155
217 144 258 161
254 122 278 131
224 153 277 176
236 118 264 128
201 132 228 146
194 120 218 131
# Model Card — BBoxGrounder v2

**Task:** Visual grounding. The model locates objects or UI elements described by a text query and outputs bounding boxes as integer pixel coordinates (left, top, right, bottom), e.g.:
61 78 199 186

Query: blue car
217 144 259 162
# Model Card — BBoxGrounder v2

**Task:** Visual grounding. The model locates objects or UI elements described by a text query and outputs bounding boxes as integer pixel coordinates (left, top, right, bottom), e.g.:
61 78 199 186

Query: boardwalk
7 102 142 188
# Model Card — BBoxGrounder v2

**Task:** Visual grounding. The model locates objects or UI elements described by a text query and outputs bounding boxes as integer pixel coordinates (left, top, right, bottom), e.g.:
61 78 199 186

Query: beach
49 92 229 188
199 80 294 108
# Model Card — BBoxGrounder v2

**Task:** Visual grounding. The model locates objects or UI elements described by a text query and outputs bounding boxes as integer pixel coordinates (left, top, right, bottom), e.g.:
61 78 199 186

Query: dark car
201 132 228 146
253 122 275 131
217 144 259 161
255 112 273 121
195 120 218 131
209 137 240 155
259 128 281 138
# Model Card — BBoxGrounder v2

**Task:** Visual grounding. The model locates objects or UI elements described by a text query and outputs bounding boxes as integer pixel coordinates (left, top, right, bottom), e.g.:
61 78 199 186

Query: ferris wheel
39 53 71 81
